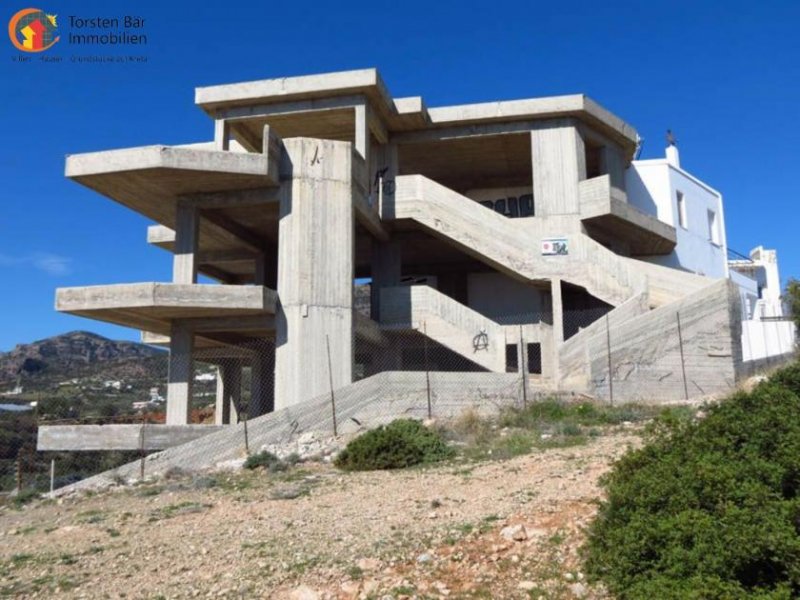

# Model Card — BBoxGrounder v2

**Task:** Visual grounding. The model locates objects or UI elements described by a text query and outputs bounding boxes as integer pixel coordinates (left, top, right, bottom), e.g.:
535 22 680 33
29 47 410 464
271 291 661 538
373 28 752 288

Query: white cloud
0 252 72 276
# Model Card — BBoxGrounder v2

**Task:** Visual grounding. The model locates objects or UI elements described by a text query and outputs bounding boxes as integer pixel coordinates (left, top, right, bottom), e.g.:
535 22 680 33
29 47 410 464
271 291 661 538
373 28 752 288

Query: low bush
334 419 454 471
583 362 800 599
243 450 287 472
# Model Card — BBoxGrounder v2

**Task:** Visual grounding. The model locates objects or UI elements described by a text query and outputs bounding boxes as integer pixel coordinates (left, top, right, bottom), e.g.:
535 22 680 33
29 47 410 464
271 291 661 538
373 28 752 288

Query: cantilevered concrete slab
196 68 639 156
65 145 280 228
579 175 677 255
56 283 277 337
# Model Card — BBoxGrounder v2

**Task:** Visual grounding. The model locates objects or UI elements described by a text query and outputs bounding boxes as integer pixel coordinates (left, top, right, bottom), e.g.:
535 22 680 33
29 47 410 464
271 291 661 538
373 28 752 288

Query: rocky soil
0 428 642 599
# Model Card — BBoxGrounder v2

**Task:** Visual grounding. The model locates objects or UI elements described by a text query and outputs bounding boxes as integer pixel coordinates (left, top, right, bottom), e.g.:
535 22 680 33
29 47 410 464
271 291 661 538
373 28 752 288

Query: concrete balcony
66 143 281 227
579 174 676 255
56 282 277 341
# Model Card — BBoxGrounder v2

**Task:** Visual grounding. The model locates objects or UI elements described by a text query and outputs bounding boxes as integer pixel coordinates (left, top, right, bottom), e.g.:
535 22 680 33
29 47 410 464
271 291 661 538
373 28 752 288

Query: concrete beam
199 209 267 254
37 424 225 451
179 187 280 210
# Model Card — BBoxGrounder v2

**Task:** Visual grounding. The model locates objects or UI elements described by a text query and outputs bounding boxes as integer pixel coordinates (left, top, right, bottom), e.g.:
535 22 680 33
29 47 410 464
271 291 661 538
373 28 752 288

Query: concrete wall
627 158 727 278
380 285 506 372
466 272 545 322
561 280 741 402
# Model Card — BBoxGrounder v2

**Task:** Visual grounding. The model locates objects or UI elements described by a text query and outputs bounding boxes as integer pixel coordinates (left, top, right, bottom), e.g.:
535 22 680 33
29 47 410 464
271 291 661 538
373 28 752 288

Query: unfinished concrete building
49 68 788 447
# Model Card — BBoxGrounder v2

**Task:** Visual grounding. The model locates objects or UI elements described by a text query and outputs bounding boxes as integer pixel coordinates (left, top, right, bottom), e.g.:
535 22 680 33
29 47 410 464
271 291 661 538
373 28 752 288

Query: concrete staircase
387 175 714 308
379 285 506 372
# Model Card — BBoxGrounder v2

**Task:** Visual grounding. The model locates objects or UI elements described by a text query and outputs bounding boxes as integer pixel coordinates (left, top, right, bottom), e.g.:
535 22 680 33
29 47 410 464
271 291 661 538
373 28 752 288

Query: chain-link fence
2 296 796 497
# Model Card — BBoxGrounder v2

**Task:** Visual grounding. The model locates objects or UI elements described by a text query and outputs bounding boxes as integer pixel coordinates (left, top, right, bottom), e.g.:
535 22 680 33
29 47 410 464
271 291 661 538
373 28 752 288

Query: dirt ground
0 428 642 599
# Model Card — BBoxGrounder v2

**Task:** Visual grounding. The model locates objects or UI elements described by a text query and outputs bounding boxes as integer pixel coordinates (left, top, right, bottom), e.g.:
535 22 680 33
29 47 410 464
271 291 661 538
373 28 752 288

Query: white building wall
741 320 796 361
626 153 727 278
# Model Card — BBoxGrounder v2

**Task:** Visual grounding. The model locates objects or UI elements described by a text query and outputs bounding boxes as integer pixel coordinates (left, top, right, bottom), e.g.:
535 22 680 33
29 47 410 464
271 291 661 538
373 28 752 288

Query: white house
627 143 727 278
628 140 794 361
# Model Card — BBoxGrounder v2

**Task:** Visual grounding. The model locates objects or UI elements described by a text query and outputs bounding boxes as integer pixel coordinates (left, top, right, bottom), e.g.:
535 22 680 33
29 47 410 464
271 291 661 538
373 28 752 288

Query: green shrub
583 363 800 599
767 361 800 396
243 450 286 472
334 419 454 471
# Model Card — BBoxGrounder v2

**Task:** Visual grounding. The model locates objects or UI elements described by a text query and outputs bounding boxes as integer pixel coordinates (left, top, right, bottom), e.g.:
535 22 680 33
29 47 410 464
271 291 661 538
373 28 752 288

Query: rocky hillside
0 331 163 385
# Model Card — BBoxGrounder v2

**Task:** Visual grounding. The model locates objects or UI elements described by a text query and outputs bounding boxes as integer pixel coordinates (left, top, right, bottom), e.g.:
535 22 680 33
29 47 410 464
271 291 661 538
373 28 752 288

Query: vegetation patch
335 419 455 471
583 361 800 599
244 450 299 473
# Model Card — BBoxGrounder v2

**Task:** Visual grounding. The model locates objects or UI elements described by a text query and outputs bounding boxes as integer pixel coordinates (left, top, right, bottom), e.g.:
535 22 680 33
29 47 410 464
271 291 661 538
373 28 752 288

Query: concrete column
250 347 275 417
275 138 354 409
253 254 278 288
530 119 587 216
214 119 230 151
214 362 241 425
370 239 401 322
166 321 193 425
354 103 369 164
172 203 199 284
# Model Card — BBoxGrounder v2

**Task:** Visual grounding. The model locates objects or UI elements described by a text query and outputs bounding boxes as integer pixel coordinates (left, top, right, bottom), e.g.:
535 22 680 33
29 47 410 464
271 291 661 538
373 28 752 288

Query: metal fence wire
1 299 796 497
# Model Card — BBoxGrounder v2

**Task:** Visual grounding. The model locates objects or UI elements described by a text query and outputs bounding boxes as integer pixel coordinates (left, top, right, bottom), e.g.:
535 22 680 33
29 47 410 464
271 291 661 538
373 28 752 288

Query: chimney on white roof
665 129 680 168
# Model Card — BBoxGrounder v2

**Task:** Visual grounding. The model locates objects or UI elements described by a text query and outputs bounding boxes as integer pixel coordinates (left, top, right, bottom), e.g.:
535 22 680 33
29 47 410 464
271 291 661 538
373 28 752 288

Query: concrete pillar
354 103 369 164
275 138 354 409
214 119 230 151
530 119 586 216
166 321 193 425
172 202 199 284
214 362 241 425
250 347 275 417
370 239 401 322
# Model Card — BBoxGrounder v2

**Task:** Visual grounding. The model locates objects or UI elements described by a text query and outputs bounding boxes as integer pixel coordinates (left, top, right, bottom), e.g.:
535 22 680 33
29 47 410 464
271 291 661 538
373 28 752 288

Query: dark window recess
505 344 519 373
479 194 535 218
527 343 542 374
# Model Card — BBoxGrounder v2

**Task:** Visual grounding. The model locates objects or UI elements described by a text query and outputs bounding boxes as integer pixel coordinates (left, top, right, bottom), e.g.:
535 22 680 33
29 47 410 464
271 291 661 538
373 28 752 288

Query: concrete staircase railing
389 175 714 309
379 285 506 372
389 175 642 307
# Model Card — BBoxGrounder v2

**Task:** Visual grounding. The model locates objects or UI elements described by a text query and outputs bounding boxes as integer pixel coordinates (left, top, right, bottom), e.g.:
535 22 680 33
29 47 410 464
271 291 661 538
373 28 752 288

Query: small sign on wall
541 237 568 256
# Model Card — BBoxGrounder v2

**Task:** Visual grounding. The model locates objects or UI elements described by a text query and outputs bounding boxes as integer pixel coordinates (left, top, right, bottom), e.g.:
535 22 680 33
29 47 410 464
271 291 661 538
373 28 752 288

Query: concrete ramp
54 371 524 494
380 285 505 372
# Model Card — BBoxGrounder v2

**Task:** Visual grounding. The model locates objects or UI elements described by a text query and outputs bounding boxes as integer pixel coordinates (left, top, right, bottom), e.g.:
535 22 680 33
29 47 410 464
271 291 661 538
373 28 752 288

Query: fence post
676 312 690 401
49 459 55 498
242 409 250 455
15 454 22 495
422 322 432 419
326 335 338 437
605 314 614 405
139 414 147 480
519 324 528 408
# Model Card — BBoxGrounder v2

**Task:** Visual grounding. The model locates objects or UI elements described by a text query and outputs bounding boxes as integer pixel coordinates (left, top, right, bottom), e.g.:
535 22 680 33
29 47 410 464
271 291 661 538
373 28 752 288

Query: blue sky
1 0 798 350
